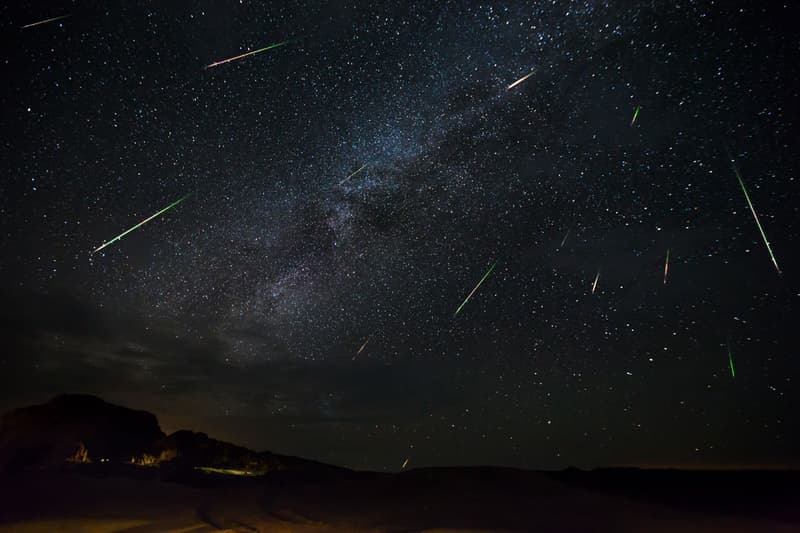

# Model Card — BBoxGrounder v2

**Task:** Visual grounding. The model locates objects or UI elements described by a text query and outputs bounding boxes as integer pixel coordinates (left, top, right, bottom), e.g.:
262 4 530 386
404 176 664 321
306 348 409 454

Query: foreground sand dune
1 468 799 532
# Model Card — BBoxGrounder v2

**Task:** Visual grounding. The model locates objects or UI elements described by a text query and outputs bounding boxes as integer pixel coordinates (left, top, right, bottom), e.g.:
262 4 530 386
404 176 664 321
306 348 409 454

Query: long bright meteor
507 71 534 90
454 262 497 317
93 195 190 254
340 164 367 186
732 164 781 274
630 105 641 126
22 15 70 29
591 270 600 294
205 40 289 69
663 249 670 284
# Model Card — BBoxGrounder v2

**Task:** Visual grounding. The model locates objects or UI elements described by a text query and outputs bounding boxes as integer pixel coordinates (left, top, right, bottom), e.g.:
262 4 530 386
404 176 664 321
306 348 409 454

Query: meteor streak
663 249 670 284
630 105 641 126
728 344 735 379
732 164 781 274
93 195 189 254
401 458 409 469
22 15 70 28
507 71 534 90
205 40 289 69
353 337 370 359
357 338 369 354
454 262 497 317
560 228 570 249
591 271 600 294
339 164 367 185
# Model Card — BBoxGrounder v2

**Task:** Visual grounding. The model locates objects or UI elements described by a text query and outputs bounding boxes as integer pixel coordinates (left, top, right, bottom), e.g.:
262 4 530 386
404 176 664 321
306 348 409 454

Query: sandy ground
0 468 798 532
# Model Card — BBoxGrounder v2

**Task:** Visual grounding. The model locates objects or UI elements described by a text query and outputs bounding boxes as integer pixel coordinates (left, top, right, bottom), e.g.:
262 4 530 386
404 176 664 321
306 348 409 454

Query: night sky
1 1 798 472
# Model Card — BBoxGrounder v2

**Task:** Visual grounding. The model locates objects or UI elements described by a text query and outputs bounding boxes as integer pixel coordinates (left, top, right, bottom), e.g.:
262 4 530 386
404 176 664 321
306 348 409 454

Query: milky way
1 1 798 471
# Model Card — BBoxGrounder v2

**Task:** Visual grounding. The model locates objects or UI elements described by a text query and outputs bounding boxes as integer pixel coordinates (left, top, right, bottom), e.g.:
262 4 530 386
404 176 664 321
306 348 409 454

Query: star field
1 1 798 471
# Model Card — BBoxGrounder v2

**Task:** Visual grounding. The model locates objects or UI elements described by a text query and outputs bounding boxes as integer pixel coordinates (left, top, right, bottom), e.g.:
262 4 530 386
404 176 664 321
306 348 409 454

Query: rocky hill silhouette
0 394 341 476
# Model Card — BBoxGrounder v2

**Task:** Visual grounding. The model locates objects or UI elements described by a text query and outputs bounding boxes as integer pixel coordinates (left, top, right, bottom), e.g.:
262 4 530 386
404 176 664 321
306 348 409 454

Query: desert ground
1 467 798 532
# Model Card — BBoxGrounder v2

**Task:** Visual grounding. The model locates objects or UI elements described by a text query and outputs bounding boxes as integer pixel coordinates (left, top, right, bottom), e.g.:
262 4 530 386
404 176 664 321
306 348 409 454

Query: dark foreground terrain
1 465 799 532
1 396 798 532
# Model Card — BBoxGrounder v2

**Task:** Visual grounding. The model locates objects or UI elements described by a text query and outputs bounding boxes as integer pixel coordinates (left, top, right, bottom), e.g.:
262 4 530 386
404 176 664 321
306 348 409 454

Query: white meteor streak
591 271 600 294
507 71 534 90
559 228 570 249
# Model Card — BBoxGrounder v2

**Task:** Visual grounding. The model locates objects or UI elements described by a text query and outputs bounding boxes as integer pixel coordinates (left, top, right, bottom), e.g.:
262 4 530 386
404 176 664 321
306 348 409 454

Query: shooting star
727 344 735 379
205 40 289 69
731 163 781 274
93 194 190 254
591 270 600 294
559 228 570 249
663 249 670 284
352 337 370 359
454 261 497 317
401 458 409 469
339 163 367 186
507 71 534 90
22 15 70 29
630 105 641 126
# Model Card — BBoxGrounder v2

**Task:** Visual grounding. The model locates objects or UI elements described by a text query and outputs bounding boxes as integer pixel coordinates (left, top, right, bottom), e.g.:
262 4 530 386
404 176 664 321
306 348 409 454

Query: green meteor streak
93 195 190 254
728 345 735 379
454 261 497 317
630 105 641 126
733 166 781 274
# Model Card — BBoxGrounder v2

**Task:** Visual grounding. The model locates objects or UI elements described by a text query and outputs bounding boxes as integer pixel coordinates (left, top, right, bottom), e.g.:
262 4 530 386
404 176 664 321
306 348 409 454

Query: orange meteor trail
22 15 70 28
507 71 534 90
663 249 670 284
353 337 370 359
205 40 289 69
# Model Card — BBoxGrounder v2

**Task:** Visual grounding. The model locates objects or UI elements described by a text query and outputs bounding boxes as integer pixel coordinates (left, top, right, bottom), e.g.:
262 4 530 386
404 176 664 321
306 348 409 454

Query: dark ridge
0 394 164 471
0 394 348 479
